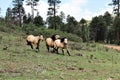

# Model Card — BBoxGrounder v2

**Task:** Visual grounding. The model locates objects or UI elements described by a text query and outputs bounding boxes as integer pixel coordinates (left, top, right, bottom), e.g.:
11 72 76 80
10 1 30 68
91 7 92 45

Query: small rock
67 67 76 70
76 53 83 56
105 77 112 80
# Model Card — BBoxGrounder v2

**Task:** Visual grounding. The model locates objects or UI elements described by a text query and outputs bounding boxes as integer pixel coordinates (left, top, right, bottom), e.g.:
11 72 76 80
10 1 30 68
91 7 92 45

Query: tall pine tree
109 0 120 43
12 0 25 27
109 0 120 17
47 0 61 30
26 0 39 21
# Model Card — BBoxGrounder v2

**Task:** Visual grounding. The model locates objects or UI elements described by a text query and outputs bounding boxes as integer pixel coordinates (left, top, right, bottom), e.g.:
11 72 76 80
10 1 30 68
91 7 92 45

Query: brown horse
26 34 44 51
45 34 60 52
53 37 71 56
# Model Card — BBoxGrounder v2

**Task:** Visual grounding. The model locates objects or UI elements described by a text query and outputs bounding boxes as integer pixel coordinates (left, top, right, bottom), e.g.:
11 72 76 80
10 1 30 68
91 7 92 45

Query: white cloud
23 0 113 21
70 0 88 5
59 0 88 21
23 0 49 20
80 6 113 20
59 0 113 21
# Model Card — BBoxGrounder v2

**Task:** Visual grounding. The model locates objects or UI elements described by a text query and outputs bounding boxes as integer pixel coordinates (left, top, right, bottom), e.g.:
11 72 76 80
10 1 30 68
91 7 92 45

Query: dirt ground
104 45 120 51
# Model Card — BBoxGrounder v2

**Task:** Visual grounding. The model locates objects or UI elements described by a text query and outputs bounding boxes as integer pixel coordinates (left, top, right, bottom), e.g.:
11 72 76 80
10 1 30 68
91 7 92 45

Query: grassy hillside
0 24 120 80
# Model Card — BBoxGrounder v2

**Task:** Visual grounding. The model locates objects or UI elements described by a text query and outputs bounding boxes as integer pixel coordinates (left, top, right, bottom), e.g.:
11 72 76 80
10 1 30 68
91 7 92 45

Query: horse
26 34 44 51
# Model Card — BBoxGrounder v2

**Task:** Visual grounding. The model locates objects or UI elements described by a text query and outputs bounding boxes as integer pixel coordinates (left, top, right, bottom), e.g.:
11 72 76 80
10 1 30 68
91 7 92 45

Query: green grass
0 32 120 80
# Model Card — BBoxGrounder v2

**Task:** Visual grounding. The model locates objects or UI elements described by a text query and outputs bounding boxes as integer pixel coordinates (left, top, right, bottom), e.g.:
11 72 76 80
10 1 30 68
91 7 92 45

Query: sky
0 0 113 21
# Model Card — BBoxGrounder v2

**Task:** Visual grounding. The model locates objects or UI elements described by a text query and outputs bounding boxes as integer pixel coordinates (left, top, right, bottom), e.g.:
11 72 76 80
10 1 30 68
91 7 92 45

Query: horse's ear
39 33 41 35
40 33 43 35
38 33 42 36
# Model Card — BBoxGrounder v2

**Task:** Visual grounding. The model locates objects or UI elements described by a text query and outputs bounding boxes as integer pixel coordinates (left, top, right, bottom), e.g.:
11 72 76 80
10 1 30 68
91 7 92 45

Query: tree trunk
118 0 120 17
54 1 56 30
18 0 22 27
31 2 34 22
116 31 119 42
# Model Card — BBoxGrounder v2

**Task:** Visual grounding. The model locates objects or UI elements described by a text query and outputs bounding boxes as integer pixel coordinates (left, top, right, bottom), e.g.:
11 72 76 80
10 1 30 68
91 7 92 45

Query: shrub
23 24 82 42
35 28 82 42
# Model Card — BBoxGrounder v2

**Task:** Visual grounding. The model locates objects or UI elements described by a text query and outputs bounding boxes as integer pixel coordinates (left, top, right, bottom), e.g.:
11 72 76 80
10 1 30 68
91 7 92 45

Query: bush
0 22 82 42
22 24 82 42
37 28 82 42
0 21 81 42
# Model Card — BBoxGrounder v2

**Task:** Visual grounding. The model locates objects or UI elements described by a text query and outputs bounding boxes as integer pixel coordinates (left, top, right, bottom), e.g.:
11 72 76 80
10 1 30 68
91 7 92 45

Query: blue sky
0 0 113 21
0 0 12 15
84 0 111 12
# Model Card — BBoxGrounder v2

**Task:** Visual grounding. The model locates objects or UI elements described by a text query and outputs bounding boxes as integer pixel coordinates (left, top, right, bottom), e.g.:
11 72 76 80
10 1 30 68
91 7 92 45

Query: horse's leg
30 43 33 49
46 44 49 52
37 47 39 52
56 48 59 54
52 48 54 52
52 47 55 53
62 49 64 55
67 49 71 56
36 44 39 52
53 47 57 53
26 40 30 45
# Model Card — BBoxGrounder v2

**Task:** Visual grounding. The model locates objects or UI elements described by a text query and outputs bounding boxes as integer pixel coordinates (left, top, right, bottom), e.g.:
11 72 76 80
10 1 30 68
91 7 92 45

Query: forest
0 0 120 44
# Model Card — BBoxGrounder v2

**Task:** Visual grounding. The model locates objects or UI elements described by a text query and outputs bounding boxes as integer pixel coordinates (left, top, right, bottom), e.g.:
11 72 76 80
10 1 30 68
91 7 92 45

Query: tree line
0 0 120 44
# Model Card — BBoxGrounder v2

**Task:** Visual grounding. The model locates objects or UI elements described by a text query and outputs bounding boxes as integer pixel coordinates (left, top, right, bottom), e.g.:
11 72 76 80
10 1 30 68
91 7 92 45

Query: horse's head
39 34 44 41
61 37 68 45
55 35 60 39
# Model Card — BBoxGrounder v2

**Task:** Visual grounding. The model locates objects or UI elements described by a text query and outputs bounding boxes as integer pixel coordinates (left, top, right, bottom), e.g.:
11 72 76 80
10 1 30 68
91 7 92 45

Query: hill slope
0 24 120 80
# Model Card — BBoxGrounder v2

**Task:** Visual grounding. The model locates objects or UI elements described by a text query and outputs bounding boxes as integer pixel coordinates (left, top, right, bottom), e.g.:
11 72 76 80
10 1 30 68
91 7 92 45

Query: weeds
0 24 120 79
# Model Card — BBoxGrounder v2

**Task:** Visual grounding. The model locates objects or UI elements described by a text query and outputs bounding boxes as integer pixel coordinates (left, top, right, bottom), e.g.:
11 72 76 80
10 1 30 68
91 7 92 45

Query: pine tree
47 0 61 30
26 0 39 21
109 0 120 43
80 18 88 42
5 7 12 22
12 0 25 27
109 0 120 17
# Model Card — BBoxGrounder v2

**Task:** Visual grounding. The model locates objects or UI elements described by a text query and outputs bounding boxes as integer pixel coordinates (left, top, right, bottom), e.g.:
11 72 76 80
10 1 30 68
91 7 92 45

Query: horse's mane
51 34 57 41
60 37 66 43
